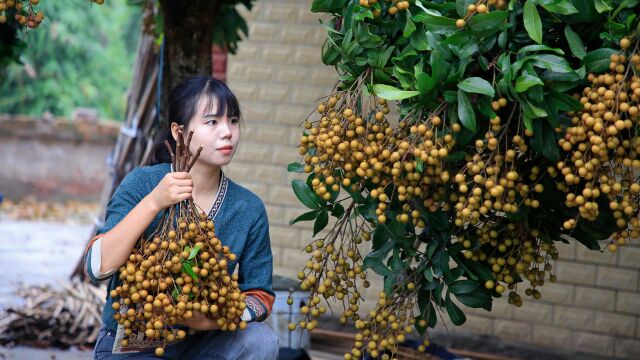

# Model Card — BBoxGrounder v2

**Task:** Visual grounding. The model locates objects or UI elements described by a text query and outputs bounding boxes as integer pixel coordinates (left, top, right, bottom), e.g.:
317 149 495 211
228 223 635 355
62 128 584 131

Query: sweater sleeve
83 168 144 282
238 202 275 322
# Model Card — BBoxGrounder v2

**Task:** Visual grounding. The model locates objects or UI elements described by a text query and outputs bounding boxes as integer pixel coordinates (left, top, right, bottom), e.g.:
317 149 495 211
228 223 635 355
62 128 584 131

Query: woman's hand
147 172 192 211
176 311 220 331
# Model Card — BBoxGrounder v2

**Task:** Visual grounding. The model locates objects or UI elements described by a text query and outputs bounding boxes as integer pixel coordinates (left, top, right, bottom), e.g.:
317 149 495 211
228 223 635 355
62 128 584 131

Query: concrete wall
0 114 118 202
224 0 640 358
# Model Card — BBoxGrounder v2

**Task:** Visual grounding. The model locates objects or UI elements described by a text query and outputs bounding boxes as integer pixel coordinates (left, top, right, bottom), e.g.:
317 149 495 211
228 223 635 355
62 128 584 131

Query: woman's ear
170 122 180 141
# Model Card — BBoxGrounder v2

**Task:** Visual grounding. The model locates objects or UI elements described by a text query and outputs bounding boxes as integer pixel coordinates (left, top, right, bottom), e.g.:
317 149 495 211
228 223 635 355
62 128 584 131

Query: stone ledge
0 114 120 144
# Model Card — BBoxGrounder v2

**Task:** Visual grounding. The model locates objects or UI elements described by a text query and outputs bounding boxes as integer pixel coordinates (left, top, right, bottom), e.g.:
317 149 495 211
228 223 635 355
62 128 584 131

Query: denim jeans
93 322 279 359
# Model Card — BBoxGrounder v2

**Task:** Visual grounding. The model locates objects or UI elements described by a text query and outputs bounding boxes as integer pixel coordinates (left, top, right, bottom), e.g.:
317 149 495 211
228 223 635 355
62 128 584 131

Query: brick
274 105 311 126
258 84 290 103
261 47 294 63
538 282 574 305
576 245 617 265
275 67 309 84
614 338 640 359
310 68 339 86
226 82 258 103
290 86 331 106
260 3 298 23
512 301 553 325
269 225 302 249
294 46 323 66
554 241 577 260
574 286 615 311
229 42 260 62
573 331 613 357
268 185 301 207
265 204 285 225
494 319 532 342
553 305 594 330
616 291 640 315
281 26 317 44
234 142 272 163
242 123 295 145
281 247 308 271
238 101 276 122
249 23 281 42
554 260 596 285
460 315 493 334
245 66 275 81
532 325 572 349
618 246 640 269
272 246 283 266
594 311 636 337
596 265 638 290
247 164 287 184
270 145 299 167
488 297 514 319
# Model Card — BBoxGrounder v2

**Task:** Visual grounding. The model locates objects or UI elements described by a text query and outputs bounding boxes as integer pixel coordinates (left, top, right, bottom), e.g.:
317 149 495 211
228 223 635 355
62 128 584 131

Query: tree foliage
289 0 640 357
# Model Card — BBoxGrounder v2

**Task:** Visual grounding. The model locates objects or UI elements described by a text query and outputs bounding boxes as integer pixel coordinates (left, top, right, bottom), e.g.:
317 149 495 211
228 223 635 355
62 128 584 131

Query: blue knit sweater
84 163 274 332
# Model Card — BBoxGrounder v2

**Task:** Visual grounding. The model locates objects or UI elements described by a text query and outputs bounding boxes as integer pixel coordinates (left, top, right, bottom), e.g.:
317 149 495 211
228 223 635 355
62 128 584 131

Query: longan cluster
0 0 45 28
344 288 429 360
110 210 246 356
555 37 640 251
455 0 508 28
291 213 372 332
109 130 245 356
385 0 410 16
462 221 558 306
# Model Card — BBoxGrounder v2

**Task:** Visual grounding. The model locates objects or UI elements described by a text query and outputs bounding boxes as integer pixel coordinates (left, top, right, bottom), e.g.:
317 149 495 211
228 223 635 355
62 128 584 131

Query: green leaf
311 0 340 13
594 0 613 13
467 11 508 33
515 74 543 92
549 90 581 111
455 291 492 310
583 48 617 73
563 25 586 59
291 179 320 209
517 44 565 55
287 162 304 173
457 90 476 132
363 240 393 276
531 54 574 73
457 77 495 97
372 84 420 100
313 208 329 236
541 0 578 15
331 203 345 218
445 292 467 325
188 245 202 261
289 209 321 225
182 262 198 280
523 1 543 44
404 16 417 37
448 280 480 295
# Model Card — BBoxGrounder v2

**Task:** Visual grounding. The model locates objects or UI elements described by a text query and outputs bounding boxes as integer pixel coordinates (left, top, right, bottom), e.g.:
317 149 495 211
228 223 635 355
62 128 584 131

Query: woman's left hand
176 311 220 331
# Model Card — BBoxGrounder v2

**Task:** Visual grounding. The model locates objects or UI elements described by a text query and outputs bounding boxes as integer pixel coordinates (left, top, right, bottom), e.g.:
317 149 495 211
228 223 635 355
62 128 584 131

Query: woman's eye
230 118 239 124
206 119 217 125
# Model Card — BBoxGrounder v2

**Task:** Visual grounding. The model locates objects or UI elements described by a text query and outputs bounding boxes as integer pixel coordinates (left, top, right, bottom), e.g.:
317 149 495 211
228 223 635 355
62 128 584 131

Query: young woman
84 76 279 359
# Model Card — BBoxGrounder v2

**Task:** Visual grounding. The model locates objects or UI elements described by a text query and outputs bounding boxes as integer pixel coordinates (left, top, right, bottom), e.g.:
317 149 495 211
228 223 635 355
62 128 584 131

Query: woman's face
173 96 240 169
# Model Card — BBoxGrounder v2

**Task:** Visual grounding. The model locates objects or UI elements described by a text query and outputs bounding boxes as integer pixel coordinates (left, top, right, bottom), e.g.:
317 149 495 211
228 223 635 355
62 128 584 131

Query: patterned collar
207 171 228 221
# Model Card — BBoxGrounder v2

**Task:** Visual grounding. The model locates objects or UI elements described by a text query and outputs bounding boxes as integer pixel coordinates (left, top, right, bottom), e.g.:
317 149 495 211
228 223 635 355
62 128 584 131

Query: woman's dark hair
145 76 241 166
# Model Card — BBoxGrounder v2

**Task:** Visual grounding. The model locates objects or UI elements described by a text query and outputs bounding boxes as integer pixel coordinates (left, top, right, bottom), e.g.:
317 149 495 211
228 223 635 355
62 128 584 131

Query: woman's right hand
147 172 193 211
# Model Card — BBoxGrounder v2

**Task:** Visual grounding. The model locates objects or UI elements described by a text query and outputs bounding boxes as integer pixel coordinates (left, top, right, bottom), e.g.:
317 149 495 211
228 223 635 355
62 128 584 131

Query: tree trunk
158 0 220 125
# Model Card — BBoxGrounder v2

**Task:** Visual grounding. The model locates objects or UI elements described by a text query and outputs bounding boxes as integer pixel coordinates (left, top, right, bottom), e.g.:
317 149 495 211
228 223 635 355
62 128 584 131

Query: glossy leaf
523 1 543 44
291 179 320 210
457 77 495 97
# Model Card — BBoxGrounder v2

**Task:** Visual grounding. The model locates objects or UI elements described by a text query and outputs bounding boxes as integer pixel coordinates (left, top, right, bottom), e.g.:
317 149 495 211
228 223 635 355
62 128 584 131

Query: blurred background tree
0 0 140 120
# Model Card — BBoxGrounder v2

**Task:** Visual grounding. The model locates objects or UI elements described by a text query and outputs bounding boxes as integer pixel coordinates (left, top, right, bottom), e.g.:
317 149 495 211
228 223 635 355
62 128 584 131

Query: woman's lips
217 145 233 154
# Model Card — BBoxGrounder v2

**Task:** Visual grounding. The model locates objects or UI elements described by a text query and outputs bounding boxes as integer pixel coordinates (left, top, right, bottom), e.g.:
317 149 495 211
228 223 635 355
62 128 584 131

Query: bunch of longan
555 37 640 251
461 221 559 306
110 130 245 356
0 0 45 28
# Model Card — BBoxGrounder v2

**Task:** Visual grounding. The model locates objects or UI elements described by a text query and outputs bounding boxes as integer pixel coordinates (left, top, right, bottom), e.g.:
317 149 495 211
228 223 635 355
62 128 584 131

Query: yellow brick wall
224 1 640 358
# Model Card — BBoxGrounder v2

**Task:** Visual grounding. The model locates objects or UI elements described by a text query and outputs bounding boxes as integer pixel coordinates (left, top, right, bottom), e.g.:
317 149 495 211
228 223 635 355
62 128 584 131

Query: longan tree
289 1 640 358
